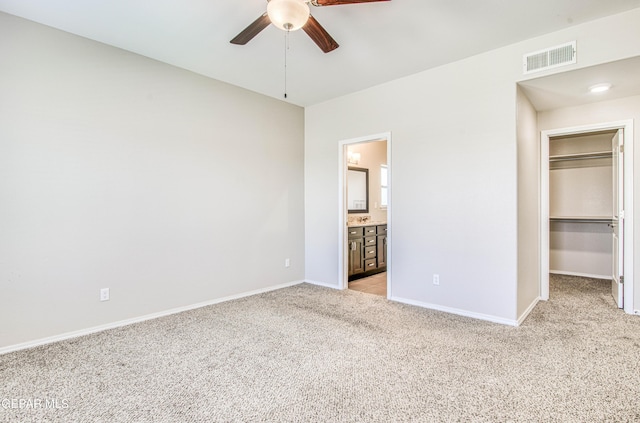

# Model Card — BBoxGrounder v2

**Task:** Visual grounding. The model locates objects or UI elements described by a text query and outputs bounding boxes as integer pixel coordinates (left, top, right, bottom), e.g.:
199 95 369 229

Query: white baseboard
550 270 612 280
517 297 541 325
304 279 341 289
390 296 519 327
0 280 305 355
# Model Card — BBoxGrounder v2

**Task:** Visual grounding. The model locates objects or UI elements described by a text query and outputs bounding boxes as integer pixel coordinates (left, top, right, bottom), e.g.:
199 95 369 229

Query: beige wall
306 51 520 322
550 222 612 278
0 13 305 349
516 87 540 318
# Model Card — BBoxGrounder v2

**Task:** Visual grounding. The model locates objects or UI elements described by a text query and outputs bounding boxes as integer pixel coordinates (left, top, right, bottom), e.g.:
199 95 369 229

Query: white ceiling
1 0 640 106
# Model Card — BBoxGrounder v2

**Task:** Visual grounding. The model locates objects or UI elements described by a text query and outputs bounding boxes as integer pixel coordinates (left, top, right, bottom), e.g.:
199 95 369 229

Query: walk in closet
549 131 617 280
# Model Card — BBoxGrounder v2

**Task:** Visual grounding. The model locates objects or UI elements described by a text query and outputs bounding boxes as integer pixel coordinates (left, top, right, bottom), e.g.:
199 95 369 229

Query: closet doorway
338 133 391 298
540 121 633 312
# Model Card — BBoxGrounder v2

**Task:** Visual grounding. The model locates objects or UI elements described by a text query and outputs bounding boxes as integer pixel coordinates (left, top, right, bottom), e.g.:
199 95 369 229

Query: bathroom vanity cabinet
348 224 387 281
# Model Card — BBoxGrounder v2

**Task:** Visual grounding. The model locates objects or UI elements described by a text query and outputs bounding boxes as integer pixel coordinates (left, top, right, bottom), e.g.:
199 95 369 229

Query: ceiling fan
230 0 390 53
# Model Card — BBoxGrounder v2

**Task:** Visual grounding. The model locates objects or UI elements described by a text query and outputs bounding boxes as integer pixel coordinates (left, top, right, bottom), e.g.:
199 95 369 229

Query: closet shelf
550 216 614 223
549 150 612 162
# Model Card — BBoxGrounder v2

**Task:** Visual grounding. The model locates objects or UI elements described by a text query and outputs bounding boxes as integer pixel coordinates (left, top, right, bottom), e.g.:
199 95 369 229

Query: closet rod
549 152 612 162
549 217 613 224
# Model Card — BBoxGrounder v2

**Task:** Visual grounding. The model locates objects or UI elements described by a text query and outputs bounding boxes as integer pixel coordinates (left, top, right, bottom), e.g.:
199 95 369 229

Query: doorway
540 121 634 313
338 133 391 297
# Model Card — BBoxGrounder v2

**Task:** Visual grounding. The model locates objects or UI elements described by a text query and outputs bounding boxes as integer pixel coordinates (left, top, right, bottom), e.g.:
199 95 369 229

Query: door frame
338 132 392 296
540 120 634 314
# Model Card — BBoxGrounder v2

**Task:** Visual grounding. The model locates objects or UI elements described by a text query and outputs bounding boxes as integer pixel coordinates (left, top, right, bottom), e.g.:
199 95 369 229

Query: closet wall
549 132 615 279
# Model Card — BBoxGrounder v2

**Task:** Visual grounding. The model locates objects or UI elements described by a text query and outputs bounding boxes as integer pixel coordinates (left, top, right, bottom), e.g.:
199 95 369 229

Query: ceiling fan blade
302 16 339 53
312 0 390 6
230 13 271 45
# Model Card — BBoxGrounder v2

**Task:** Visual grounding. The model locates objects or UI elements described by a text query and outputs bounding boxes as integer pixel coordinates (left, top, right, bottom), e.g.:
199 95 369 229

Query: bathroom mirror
347 167 369 213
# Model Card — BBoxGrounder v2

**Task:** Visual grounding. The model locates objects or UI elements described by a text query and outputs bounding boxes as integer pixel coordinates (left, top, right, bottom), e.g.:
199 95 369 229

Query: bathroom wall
347 141 387 223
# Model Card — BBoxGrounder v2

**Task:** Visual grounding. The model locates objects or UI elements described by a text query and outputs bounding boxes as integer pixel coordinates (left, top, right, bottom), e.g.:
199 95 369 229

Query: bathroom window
380 165 388 208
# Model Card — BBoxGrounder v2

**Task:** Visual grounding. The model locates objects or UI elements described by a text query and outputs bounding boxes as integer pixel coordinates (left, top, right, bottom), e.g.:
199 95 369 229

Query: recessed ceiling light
589 83 612 93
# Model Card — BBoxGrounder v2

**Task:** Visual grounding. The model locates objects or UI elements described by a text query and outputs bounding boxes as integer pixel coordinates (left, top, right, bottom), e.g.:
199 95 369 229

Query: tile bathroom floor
348 272 387 297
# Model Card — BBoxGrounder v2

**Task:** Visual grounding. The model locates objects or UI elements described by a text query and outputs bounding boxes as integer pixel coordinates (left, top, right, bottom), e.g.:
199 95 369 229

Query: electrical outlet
433 274 440 285
100 288 110 302
285 258 290 268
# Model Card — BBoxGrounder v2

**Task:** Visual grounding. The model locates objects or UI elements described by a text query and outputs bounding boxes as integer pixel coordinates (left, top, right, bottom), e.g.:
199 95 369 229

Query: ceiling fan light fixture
267 0 310 31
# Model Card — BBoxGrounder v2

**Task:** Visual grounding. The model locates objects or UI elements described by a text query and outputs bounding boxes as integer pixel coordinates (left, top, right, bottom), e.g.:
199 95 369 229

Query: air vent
523 41 576 74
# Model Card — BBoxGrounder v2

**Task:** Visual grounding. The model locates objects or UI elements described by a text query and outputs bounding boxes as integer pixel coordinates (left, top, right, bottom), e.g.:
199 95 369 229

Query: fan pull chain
284 30 290 99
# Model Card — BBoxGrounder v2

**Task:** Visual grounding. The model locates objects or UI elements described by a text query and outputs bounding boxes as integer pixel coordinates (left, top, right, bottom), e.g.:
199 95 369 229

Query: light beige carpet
1 274 640 422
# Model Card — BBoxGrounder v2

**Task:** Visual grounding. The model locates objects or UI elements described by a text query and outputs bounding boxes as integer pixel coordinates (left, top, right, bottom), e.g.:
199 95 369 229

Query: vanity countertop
347 221 387 227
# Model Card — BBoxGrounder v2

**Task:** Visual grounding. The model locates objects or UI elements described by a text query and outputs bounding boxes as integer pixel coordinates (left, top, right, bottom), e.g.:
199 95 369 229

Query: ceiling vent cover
523 41 576 74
